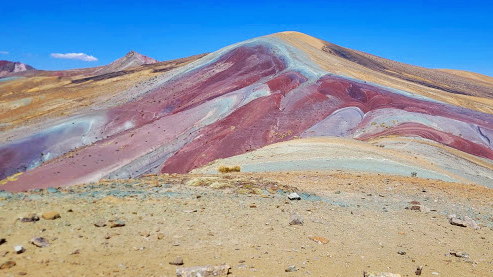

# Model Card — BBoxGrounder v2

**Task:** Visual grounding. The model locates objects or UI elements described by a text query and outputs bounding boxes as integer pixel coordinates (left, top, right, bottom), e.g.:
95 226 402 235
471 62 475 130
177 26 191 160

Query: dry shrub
218 165 241 173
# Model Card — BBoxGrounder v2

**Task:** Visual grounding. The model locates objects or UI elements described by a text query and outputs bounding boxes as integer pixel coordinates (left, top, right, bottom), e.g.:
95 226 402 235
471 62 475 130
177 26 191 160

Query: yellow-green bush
218 165 241 173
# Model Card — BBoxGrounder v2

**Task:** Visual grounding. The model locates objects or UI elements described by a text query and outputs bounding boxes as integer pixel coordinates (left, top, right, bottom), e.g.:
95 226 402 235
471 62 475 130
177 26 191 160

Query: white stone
14 245 25 254
287 192 301 200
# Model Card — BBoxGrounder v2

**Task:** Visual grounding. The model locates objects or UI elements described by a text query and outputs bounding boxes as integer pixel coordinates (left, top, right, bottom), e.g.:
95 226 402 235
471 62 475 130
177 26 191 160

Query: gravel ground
1 171 492 276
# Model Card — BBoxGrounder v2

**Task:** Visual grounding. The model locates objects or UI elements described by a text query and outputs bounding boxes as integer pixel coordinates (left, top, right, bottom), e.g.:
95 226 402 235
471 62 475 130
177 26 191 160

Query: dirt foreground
1 171 492 276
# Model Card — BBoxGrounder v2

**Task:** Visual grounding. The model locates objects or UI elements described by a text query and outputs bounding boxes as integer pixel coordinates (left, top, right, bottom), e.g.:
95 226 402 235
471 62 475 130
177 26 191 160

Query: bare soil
1 171 492 277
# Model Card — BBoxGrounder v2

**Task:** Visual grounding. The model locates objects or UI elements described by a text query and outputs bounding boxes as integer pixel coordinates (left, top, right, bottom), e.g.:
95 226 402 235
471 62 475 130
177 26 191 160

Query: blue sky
1 0 492 76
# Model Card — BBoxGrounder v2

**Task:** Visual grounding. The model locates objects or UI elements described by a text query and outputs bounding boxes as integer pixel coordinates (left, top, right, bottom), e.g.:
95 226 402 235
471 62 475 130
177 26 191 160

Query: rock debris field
1 171 493 276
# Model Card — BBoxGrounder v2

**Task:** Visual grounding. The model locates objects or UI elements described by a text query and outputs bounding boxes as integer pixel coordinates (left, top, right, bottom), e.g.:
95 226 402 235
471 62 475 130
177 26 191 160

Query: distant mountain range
1 31 493 191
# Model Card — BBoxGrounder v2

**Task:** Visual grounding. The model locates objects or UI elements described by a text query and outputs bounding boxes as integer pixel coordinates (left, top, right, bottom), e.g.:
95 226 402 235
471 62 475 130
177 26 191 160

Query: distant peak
0 60 35 76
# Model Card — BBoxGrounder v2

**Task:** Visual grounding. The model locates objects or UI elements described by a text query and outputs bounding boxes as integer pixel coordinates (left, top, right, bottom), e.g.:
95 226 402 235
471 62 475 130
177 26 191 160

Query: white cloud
0 51 8 55
50 52 98 62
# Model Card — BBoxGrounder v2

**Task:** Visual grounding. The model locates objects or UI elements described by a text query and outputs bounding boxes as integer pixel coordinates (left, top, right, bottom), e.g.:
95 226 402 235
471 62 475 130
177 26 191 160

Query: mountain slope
1 32 492 191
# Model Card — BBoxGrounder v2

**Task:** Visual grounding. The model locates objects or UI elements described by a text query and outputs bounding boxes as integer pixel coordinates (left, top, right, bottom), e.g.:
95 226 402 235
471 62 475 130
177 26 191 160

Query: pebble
0 260 16 269
363 272 401 277
157 233 165 240
139 231 150 237
109 220 125 228
407 204 431 213
20 213 39 222
14 245 25 254
289 212 304 226
30 237 49 248
450 251 469 258
397 251 406 255
94 221 107 227
285 265 298 272
448 214 480 229
0 238 5 245
415 265 423 275
308 236 329 244
0 251 8 257
42 211 61 220
287 193 301 200
169 256 184 265
176 264 231 276
46 187 59 193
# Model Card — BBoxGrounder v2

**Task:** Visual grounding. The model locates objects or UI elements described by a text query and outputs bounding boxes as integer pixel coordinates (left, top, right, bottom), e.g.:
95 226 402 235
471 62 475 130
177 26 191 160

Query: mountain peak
92 51 158 75
0 60 35 77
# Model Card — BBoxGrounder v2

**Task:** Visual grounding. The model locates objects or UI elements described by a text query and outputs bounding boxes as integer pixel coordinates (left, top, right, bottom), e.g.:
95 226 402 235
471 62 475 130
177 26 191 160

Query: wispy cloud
0 51 8 55
50 52 98 62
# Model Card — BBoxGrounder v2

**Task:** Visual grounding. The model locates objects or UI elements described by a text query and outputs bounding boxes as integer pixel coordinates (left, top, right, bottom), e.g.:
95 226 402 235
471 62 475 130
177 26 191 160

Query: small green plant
411 172 417 177
218 165 241 173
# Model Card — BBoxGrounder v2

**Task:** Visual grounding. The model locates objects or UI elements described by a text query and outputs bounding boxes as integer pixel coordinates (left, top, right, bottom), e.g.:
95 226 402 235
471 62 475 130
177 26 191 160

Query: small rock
0 260 16 269
20 213 39 222
450 251 469 258
109 220 125 228
172 242 180 246
364 272 401 277
238 260 245 263
285 265 297 272
42 211 60 220
94 221 107 227
431 272 439 276
104 233 111 239
397 251 406 255
70 249 81 255
0 238 6 245
19 272 27 275
183 209 197 213
449 216 467 227
289 213 304 226
415 266 423 275
407 205 431 213
463 216 480 230
46 187 59 193
287 193 301 200
308 236 329 244
176 264 230 276
157 233 165 240
139 231 150 237
30 237 49 248
0 251 8 257
169 256 184 265
14 245 25 254
448 214 480 229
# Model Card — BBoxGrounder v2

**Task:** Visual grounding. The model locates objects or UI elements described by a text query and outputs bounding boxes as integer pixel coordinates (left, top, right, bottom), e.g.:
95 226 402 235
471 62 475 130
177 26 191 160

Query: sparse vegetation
218 165 241 173
411 171 418 177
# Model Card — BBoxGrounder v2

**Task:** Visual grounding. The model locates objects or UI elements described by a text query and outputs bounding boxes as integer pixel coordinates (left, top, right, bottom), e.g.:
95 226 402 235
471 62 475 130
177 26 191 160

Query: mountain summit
0 60 35 77
93 50 158 75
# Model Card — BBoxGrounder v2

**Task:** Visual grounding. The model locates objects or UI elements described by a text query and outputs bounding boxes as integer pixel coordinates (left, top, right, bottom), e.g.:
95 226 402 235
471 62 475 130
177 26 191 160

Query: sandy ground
1 171 492 277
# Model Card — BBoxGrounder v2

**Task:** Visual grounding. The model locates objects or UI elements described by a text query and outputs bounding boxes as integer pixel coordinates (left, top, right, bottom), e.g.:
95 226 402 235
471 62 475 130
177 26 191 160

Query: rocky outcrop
0 60 35 77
